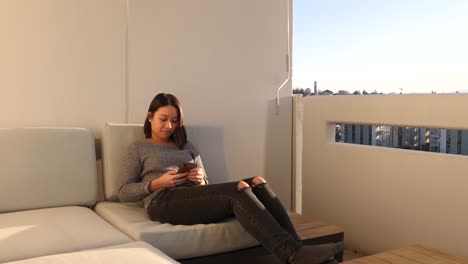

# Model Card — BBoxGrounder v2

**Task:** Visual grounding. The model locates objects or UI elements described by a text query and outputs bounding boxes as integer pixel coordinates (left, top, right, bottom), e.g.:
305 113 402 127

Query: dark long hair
144 93 187 149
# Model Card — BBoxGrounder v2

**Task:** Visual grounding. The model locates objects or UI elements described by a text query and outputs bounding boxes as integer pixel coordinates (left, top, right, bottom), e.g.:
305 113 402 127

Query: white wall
0 0 292 206
127 0 291 204
302 94 468 257
0 0 127 133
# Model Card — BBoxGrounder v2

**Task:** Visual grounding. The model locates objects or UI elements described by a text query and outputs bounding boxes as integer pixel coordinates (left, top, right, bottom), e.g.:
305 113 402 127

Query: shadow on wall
186 125 230 184
264 96 292 210
94 138 105 201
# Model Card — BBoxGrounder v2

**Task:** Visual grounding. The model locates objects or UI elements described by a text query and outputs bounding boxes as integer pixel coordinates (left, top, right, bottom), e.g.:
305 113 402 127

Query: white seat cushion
5 241 178 264
0 206 132 263
95 201 259 259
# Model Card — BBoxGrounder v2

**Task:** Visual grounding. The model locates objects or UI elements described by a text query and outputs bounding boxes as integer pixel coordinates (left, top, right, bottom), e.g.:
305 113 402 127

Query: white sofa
95 123 259 260
0 127 178 263
5 241 176 264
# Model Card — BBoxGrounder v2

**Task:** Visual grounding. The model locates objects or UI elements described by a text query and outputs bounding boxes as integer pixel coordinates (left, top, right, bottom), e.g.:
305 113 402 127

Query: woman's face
148 105 179 141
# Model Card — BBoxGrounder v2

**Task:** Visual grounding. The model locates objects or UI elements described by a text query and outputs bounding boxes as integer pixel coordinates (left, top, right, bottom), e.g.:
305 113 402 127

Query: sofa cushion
0 206 132 263
102 123 232 201
5 241 178 264
0 128 98 213
95 201 259 259
102 123 144 201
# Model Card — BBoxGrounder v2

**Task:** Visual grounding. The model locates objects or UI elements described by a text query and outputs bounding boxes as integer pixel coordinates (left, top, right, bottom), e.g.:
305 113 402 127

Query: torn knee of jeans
236 181 250 191
251 176 267 187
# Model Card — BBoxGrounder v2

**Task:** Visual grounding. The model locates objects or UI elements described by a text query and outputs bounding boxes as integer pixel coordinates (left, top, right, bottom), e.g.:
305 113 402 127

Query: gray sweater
118 139 208 210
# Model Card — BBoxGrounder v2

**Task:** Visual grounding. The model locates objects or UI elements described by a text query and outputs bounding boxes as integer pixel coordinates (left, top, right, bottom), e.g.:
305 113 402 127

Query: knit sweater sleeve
118 143 151 202
186 141 209 185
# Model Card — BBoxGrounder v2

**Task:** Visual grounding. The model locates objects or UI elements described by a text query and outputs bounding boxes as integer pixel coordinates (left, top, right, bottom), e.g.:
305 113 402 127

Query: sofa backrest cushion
102 123 144 201
0 127 98 213
102 123 231 202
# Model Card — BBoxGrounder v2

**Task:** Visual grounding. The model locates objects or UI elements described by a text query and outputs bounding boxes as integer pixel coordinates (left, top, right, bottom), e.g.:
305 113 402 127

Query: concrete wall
0 0 292 206
301 94 468 257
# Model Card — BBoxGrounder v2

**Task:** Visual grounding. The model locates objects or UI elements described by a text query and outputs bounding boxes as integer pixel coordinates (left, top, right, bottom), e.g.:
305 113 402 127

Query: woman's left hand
187 167 206 185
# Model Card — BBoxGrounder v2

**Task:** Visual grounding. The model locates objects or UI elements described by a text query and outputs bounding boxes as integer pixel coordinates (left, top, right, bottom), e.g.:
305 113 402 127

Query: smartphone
177 162 198 174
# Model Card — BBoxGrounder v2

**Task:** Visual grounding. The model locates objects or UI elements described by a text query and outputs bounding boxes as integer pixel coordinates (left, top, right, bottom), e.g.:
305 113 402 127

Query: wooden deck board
297 225 344 241
410 245 468 264
289 212 344 241
345 255 392 264
343 245 468 264
293 220 328 232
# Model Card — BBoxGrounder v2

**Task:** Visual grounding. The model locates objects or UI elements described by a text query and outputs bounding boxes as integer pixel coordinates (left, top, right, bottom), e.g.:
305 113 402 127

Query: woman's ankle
288 246 300 263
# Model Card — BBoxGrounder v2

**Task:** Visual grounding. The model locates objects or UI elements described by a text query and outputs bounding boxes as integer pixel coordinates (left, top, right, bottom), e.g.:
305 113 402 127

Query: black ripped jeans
148 177 302 263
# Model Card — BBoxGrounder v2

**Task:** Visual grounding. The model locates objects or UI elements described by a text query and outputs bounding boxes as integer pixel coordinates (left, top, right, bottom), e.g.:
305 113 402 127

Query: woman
119 93 342 264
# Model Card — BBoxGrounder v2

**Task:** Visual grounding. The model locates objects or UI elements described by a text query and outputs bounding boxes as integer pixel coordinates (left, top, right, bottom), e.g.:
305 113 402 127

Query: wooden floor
289 212 344 241
343 245 468 264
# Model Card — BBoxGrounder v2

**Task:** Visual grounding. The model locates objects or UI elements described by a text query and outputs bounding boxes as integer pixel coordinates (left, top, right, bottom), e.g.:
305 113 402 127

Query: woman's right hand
149 170 188 192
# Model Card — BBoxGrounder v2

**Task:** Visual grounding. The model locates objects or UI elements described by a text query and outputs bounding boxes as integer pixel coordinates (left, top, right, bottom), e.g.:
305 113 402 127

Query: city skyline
293 0 468 94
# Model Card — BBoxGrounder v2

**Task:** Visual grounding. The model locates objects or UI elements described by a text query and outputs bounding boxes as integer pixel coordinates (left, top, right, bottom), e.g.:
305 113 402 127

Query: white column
292 95 303 213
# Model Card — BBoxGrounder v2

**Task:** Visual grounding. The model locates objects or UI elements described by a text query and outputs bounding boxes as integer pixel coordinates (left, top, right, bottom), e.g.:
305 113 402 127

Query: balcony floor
344 249 365 261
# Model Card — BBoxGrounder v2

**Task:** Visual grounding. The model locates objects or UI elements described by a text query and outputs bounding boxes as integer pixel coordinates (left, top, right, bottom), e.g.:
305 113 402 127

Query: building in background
336 124 468 156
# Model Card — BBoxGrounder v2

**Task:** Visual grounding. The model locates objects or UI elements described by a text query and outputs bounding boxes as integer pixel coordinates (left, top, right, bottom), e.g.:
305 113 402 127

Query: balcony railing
295 94 468 257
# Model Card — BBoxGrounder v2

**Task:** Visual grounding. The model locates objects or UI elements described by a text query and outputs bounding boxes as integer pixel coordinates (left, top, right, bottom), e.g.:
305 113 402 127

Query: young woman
119 93 343 264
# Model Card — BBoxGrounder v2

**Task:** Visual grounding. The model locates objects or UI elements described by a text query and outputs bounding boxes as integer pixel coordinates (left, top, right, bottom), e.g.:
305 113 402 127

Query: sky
293 0 468 94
